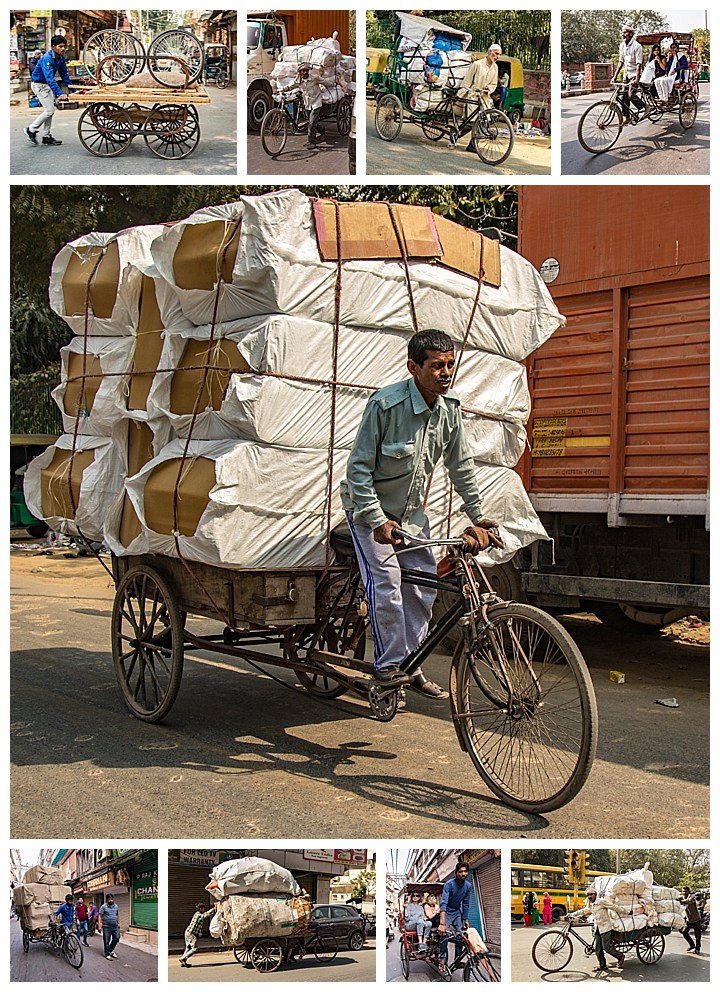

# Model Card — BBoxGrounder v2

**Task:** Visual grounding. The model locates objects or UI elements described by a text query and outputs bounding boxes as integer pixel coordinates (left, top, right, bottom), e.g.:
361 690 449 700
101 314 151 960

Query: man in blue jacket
438 862 472 972
53 893 76 932
25 34 72 146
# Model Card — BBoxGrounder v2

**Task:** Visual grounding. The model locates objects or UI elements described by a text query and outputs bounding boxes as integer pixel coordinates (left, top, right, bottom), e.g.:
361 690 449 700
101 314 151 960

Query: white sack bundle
652 886 682 901
149 189 564 361
52 335 135 435
411 84 445 111
206 857 301 898
25 434 126 542
594 868 653 901
281 38 341 67
49 226 164 336
611 914 649 933
658 912 686 929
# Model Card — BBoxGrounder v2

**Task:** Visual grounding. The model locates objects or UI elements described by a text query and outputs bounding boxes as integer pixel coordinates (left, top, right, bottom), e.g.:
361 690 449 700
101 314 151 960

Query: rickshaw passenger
404 891 432 950
640 43 665 96
424 894 441 928
457 44 502 152
655 41 688 101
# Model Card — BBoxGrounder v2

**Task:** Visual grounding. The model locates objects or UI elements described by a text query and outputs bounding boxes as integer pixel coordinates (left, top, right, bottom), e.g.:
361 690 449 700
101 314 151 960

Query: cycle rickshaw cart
577 30 699 155
260 61 353 157
229 922 340 972
73 28 210 160
204 43 230 88
19 919 84 970
532 917 669 973
111 503 597 814
396 882 501 981
372 11 515 165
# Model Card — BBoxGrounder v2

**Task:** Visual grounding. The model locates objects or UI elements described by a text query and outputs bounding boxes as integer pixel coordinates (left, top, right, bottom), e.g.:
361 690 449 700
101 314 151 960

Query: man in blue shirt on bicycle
25 34 72 146
438 862 472 973
54 894 76 931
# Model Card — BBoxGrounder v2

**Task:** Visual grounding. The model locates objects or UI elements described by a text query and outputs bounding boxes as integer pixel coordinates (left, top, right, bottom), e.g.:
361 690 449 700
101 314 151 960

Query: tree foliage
561 9 670 63
693 28 710 65
351 866 377 901
11 184 518 374
513 849 710 890
367 9 551 68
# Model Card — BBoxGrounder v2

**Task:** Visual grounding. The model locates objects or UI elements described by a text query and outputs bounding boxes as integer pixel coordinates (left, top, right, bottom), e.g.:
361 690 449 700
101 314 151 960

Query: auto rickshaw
493 54 524 123
366 46 390 97
204 42 229 87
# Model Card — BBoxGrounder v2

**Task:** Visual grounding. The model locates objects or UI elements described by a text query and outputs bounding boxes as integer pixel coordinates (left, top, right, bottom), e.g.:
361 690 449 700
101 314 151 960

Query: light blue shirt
404 901 426 928
341 378 483 533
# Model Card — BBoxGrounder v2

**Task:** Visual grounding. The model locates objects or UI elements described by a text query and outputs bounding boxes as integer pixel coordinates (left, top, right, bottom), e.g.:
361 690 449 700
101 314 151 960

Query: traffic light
577 851 588 884
564 849 577 883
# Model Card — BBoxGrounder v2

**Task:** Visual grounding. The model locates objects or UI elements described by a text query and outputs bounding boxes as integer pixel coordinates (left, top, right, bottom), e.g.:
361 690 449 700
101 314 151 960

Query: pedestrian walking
523 890 534 926
75 896 89 946
179 902 217 967
531 891 541 926
542 892 553 925
99 893 121 960
25 34 72 146
88 900 99 936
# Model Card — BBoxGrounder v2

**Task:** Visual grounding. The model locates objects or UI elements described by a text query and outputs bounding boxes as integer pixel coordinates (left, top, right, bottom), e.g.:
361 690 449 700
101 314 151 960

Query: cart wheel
336 95 352 136
314 935 339 962
216 71 230 89
375 93 404 141
251 938 284 972
679 91 698 129
233 944 253 967
507 107 523 125
577 100 623 153
464 952 501 982
143 105 200 159
421 117 445 141
82 29 145 84
295 613 366 699
147 29 204 86
400 939 410 979
636 932 664 964
261 108 289 156
63 932 84 970
78 103 133 157
450 603 597 813
531 930 573 972
112 565 184 722
472 109 514 165
22 929 29 953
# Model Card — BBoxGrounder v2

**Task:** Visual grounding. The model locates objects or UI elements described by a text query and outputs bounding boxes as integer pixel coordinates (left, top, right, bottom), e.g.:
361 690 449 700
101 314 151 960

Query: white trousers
654 72 677 101
30 82 56 134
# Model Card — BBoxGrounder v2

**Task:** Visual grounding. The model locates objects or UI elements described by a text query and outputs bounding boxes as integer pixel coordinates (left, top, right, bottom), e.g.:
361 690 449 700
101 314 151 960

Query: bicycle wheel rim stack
451 603 598 812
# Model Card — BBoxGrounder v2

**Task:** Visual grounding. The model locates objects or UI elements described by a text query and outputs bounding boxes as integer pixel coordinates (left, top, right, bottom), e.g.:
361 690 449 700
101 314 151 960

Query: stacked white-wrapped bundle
270 34 355 107
589 868 686 933
30 188 565 570
206 857 311 945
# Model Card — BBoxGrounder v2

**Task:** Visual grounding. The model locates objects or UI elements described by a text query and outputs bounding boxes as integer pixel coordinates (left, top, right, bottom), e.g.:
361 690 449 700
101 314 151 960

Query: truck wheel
590 601 687 632
248 90 272 132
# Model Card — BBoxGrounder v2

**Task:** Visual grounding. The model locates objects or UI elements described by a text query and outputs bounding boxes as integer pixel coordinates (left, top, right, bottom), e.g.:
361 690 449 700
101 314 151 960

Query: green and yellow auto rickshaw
366 46 390 97
494 54 524 123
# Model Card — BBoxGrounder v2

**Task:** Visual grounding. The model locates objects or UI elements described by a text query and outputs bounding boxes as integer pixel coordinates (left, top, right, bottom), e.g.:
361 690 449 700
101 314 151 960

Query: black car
311 904 366 950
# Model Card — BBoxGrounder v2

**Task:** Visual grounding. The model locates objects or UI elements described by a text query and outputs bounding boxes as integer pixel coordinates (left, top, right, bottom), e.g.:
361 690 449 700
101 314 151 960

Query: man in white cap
458 43 502 152
614 24 644 123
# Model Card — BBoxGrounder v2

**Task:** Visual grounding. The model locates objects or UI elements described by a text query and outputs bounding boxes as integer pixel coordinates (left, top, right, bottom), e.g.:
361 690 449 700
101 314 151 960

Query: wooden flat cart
231 927 339 972
73 84 210 159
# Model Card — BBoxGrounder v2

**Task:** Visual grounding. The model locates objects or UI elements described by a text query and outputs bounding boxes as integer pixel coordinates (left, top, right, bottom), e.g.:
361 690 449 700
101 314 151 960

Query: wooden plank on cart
73 84 211 105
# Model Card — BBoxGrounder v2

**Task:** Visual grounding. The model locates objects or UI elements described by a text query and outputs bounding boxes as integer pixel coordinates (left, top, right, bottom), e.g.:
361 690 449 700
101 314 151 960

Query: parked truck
247 10 351 131
508 185 709 629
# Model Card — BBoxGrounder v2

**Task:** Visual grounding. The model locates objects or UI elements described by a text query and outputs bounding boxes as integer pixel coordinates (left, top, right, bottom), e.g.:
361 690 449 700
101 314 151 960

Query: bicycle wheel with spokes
400 939 410 979
531 930 573 972
375 93 404 140
679 91 697 129
421 116 446 141
112 565 184 722
314 934 339 962
450 603 597 813
261 108 290 156
147 29 204 85
463 952 501 982
82 29 145 84
577 100 623 153
63 932 84 969
472 109 514 165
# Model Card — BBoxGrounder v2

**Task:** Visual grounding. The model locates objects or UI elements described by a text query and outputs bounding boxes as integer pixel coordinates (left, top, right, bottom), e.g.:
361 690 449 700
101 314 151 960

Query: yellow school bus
511 863 613 922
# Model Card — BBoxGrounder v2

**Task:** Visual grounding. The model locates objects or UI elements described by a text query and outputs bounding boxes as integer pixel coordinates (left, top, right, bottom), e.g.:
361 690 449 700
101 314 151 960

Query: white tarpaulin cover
206 858 301 898
394 11 472 48
149 190 565 361
52 335 135 435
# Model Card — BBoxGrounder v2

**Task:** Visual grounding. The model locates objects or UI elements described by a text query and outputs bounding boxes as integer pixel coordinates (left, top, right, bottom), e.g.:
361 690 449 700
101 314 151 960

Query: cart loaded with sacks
71 28 210 158
26 189 599 815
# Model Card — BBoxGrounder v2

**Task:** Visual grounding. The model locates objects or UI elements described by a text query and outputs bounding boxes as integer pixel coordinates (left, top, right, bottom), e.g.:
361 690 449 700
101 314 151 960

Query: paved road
10 83 238 176
385 931 501 982
167 939 375 982
511 923 709 982
561 83 709 175
247 128 350 176
366 97 550 176
9 921 158 981
10 550 709 839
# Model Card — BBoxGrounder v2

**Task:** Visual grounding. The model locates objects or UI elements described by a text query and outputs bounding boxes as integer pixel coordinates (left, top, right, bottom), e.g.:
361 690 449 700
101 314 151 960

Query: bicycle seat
329 524 356 560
